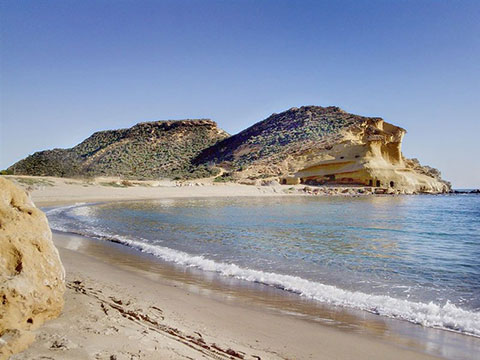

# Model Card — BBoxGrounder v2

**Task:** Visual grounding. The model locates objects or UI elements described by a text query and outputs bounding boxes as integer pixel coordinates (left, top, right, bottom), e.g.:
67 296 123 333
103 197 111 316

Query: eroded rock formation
195 106 450 193
288 117 450 193
0 178 65 359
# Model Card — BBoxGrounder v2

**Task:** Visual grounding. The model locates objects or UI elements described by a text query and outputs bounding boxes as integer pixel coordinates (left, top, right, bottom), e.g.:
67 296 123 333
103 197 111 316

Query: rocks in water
451 189 480 194
0 178 65 359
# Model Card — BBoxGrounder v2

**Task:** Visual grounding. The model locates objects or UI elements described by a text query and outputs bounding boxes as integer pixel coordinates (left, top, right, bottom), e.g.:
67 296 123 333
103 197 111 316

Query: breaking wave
45 204 480 337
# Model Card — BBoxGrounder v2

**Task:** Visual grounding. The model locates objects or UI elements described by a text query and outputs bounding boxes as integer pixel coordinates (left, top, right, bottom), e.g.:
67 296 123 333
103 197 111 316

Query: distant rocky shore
450 189 480 194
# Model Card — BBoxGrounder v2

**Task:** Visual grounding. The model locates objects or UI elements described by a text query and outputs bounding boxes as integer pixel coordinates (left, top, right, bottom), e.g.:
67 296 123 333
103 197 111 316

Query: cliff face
290 116 450 193
196 106 450 193
0 178 65 359
9 120 229 179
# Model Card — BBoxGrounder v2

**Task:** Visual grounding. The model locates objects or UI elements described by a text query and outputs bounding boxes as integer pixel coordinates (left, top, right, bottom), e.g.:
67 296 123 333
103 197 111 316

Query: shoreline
14 231 446 360
4 175 455 208
7 175 479 359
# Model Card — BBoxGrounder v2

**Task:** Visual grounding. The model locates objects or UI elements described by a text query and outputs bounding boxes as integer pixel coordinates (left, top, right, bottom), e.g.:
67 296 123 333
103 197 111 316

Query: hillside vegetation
9 120 229 179
7 106 449 190
194 106 370 176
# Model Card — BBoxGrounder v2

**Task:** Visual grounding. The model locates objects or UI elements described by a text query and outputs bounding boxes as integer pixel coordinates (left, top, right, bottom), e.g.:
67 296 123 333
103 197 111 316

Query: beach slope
12 231 440 360
3 176 445 359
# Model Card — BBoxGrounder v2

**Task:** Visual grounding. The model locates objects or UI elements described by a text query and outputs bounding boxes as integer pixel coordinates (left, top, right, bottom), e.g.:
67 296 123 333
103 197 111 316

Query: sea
44 194 480 356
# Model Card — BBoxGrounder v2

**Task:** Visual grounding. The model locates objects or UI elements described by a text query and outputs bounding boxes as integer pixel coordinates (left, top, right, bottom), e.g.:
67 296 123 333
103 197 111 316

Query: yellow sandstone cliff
281 117 449 193
195 106 449 193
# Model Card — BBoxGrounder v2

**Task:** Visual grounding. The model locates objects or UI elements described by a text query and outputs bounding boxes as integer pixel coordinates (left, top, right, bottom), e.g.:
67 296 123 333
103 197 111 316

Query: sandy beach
3 1 479 358
11 231 446 360
5 175 389 208
4 176 460 359
10 175 292 207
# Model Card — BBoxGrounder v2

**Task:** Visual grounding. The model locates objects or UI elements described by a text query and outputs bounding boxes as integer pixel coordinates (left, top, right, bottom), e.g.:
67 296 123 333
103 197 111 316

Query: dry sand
8 175 292 207
6 175 377 207
6 176 443 359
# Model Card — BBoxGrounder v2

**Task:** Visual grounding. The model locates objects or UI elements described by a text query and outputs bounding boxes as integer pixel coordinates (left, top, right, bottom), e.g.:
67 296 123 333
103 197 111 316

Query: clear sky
1 0 479 187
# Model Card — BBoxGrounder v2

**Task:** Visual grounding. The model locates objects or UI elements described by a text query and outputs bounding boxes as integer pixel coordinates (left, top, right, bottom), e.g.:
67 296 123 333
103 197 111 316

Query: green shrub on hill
8 106 382 181
9 120 229 180
194 106 372 170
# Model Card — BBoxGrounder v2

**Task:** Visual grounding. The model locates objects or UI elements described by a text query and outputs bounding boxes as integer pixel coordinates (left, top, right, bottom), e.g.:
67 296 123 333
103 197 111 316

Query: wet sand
13 230 447 360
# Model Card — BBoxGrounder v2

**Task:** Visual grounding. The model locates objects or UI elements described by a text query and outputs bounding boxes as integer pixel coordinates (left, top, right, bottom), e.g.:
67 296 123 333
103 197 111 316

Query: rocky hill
195 105 450 193
7 106 450 193
195 106 368 172
9 120 229 179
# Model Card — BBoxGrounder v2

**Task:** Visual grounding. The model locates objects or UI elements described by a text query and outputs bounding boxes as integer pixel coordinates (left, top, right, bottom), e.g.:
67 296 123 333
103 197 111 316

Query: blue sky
1 0 479 187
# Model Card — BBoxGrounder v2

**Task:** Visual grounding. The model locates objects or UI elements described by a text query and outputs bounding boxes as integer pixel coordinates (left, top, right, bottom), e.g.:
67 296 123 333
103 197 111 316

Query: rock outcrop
195 106 450 193
0 178 65 359
289 116 450 193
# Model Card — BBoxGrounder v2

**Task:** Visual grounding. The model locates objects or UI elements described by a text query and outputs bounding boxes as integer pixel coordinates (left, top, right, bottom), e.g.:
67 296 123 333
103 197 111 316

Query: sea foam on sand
46 204 480 338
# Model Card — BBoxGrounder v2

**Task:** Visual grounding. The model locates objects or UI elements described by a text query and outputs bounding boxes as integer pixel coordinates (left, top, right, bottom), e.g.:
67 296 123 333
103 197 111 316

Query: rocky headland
195 106 450 193
7 106 450 193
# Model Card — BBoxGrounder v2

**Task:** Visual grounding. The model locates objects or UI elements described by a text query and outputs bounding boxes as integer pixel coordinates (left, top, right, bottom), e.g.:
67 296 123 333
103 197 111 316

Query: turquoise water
46 194 480 337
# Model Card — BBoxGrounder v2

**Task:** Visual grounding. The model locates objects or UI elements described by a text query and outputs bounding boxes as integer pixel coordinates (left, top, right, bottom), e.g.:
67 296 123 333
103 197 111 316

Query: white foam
45 203 87 215
46 204 480 337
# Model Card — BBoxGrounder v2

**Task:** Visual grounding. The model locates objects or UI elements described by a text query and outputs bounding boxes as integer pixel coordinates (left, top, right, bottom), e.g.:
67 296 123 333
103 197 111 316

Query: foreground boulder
0 178 65 359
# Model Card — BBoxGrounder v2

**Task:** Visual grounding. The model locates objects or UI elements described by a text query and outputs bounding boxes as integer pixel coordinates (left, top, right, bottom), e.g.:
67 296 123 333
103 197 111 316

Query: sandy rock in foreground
0 178 65 360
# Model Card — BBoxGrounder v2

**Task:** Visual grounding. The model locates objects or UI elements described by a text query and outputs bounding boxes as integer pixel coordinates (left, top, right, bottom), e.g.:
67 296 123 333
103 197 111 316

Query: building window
390 181 395 188
376 180 381 187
